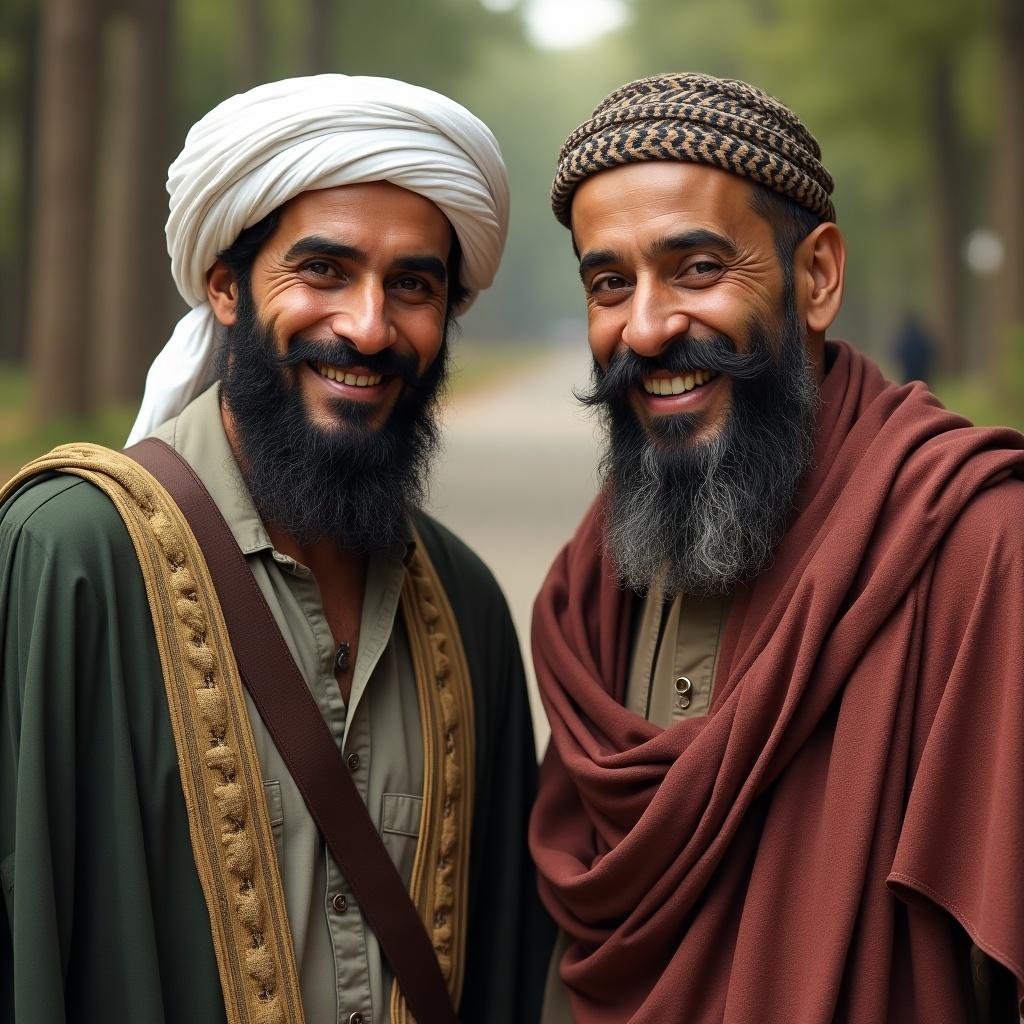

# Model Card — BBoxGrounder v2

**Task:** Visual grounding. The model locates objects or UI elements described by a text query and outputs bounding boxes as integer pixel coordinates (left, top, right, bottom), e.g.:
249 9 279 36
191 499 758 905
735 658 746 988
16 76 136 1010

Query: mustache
275 335 421 386
577 334 773 408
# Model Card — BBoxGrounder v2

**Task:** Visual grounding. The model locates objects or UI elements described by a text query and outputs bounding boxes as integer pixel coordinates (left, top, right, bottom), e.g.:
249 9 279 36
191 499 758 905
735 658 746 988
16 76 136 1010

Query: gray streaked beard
586 299 819 597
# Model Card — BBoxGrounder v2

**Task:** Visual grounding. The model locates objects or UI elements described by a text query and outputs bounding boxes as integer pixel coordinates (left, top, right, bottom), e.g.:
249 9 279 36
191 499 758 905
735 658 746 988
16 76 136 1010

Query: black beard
581 295 819 597
218 280 448 552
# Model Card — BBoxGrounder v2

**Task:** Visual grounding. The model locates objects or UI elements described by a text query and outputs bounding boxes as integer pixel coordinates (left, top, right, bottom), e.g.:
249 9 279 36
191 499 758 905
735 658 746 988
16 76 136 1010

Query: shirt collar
150 382 275 556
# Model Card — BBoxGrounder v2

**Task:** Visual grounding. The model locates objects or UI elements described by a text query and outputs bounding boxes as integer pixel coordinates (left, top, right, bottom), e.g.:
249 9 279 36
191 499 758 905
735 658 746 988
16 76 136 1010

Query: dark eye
394 276 427 292
392 276 439 303
592 274 629 293
302 260 335 278
684 259 722 278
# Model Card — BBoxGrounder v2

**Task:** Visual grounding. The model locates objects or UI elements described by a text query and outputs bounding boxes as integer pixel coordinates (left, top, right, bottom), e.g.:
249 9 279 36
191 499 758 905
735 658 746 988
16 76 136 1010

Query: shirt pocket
380 792 423 883
263 779 284 869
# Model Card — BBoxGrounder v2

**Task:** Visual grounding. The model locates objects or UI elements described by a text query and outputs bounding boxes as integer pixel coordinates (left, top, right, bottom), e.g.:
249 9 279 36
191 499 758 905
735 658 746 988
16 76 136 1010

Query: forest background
0 0 1021 476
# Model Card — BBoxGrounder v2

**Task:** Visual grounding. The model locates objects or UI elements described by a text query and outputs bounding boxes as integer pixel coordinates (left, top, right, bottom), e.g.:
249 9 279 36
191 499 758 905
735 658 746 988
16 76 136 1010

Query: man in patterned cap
0 76 551 1023
531 72 1024 1022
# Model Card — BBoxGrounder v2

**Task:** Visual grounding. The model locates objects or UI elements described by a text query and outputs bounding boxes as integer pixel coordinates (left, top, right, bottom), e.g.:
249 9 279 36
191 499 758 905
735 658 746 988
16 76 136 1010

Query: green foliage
176 0 240 127
0 364 137 480
0 0 1016 411
932 323 1024 431
331 0 504 86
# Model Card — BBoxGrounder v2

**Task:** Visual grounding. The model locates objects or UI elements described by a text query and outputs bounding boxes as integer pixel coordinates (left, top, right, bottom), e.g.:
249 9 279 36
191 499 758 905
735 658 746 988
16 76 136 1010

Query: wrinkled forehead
270 181 454 255
570 162 768 255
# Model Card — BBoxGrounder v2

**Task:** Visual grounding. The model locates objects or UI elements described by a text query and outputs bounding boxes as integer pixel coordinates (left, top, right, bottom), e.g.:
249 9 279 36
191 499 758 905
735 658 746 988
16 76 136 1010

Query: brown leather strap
125 437 457 1024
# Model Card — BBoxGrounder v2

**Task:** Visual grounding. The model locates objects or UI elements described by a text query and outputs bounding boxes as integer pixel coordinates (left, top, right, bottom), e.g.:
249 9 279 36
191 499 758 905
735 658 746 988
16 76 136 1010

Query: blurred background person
893 310 937 383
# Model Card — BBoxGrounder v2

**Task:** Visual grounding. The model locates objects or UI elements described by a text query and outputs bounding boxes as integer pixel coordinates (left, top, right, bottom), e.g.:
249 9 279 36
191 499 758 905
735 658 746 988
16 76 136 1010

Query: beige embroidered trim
1 445 305 1024
391 532 476 1022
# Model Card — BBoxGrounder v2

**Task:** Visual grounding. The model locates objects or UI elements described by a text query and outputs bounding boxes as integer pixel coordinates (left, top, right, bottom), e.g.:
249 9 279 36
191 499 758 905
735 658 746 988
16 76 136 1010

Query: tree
303 0 336 74
26 0 102 419
989 0 1024 344
236 0 269 89
924 55 968 375
0 0 39 363
94 0 176 405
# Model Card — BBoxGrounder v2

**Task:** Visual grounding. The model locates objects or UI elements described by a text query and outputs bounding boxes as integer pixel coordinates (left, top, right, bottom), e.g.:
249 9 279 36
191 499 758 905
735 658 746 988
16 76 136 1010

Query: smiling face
572 160 823 446
240 181 453 431
206 181 458 550
570 160 837 595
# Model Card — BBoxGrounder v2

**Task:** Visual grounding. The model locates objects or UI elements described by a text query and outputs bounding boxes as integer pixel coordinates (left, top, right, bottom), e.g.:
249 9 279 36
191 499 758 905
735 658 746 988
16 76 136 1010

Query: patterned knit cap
552 72 835 226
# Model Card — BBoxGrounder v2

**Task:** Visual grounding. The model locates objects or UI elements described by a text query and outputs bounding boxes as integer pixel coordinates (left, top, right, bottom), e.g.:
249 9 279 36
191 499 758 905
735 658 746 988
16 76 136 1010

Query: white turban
127 74 510 444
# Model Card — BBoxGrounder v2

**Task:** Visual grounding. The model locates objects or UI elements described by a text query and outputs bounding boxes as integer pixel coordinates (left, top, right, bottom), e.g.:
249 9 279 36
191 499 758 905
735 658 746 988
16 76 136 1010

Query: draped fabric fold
530 341 1024 1022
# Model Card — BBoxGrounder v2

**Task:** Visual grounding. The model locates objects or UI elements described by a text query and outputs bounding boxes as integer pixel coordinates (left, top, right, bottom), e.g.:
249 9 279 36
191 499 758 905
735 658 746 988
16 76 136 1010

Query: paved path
428 346 600 751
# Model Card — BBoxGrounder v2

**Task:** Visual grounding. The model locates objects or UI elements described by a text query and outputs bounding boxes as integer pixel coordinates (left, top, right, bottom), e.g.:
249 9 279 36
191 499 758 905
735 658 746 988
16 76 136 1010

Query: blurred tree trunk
94 0 174 406
925 56 966 376
0 8 40 363
27 0 102 419
236 0 269 89
304 0 337 74
990 0 1024 350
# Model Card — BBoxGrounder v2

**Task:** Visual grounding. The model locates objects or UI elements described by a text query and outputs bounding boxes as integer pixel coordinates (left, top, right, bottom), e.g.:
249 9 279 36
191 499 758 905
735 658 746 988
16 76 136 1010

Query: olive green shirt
624 579 730 725
152 384 422 1024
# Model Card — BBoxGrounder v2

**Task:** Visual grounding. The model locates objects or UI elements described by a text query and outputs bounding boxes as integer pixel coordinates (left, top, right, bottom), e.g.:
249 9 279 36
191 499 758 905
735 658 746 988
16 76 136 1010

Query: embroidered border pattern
1 446 305 1024
391 535 476 1022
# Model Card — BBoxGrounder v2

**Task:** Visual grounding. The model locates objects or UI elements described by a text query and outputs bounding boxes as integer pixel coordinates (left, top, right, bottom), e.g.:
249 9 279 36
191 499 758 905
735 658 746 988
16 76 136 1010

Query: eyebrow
578 248 623 281
282 236 447 283
283 236 365 264
393 255 447 284
650 230 739 261
577 229 740 281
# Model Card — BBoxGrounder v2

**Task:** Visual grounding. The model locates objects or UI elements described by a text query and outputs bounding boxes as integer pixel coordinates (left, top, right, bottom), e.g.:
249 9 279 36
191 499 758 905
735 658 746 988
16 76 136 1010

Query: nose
621 277 690 358
329 279 395 355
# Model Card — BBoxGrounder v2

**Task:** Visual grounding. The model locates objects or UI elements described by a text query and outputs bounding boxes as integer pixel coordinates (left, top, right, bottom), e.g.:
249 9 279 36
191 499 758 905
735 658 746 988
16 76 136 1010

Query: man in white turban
0 76 553 1024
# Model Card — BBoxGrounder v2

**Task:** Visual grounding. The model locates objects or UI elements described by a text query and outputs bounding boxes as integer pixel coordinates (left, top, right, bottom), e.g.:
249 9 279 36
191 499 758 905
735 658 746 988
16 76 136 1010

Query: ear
207 260 240 327
795 222 845 335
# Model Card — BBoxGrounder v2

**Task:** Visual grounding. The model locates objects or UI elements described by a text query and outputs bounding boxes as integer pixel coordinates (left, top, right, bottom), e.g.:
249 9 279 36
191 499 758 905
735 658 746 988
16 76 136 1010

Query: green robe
0 472 554 1023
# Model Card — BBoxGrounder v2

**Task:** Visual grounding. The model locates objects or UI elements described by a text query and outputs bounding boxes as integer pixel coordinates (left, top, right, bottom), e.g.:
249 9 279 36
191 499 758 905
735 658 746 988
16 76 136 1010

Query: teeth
314 363 383 387
641 370 718 396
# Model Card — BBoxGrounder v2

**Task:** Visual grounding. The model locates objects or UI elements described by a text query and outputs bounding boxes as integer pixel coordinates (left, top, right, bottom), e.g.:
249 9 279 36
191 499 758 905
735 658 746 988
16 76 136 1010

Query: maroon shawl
530 342 1024 1022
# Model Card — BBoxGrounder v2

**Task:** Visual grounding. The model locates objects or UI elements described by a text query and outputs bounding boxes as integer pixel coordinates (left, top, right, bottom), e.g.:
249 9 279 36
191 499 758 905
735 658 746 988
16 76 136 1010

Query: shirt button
347 752 360 772
331 892 348 913
348 1013 365 1024
674 676 693 710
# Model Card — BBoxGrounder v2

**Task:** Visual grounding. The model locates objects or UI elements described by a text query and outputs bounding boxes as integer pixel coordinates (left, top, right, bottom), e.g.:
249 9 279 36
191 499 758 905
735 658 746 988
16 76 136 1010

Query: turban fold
128 74 510 444
551 72 834 228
